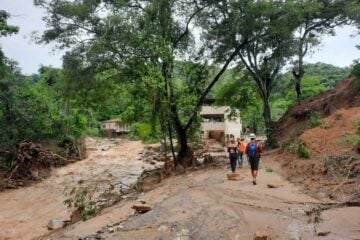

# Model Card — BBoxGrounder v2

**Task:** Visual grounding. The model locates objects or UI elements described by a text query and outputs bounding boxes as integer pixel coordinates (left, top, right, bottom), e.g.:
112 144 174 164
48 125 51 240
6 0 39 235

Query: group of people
227 133 262 185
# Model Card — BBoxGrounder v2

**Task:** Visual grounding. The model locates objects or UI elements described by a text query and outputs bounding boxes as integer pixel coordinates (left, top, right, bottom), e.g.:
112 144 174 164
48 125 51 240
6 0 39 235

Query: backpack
248 143 257 158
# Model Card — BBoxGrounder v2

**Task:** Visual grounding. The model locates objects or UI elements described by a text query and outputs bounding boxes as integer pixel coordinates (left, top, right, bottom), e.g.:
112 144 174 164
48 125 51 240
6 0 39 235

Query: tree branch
172 4 207 48
184 39 249 130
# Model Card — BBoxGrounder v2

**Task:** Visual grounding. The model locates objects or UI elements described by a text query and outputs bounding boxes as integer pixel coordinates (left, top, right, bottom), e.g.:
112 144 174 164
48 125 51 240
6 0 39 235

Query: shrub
128 123 160 143
64 186 99 220
298 143 311 159
265 166 273 172
286 140 311 159
356 120 360 135
351 63 360 90
308 112 321 128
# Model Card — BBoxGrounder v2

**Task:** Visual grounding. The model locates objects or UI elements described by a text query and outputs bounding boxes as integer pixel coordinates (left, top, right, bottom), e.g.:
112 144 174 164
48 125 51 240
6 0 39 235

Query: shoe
252 180 257 185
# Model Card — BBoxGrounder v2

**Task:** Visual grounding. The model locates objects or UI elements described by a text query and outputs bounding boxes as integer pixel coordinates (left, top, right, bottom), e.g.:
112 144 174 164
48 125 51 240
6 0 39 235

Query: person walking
245 133 262 185
227 139 238 173
237 137 246 168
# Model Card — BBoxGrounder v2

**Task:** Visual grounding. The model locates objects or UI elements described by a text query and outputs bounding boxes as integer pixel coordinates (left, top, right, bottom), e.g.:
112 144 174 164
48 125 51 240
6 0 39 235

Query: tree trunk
174 126 193 167
295 75 301 105
292 70 303 105
262 97 278 148
167 122 177 166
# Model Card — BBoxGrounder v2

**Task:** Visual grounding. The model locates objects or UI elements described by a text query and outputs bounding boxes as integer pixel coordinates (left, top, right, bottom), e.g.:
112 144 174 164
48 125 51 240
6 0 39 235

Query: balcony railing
202 122 225 131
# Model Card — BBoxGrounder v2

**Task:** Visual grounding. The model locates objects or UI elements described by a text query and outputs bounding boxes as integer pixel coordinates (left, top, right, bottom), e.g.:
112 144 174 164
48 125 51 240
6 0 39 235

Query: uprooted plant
63 181 132 221
324 155 360 179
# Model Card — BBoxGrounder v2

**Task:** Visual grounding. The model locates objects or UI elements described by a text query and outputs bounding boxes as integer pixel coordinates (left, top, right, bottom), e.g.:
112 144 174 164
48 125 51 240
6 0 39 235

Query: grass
286 139 311 159
265 166 273 172
308 111 321 128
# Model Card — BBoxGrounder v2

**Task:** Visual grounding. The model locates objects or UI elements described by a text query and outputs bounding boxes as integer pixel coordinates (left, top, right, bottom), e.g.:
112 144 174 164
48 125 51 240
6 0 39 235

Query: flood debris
227 173 241 181
253 231 272 240
131 204 151 214
47 219 65 230
3 140 69 189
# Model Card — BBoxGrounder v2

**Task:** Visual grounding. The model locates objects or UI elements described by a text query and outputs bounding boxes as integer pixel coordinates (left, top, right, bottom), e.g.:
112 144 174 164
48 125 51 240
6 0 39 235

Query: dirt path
0 138 155 240
47 157 360 240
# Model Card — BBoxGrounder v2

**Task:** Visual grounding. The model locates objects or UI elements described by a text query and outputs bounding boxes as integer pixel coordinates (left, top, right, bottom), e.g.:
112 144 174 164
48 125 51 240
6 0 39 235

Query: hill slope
276 76 360 143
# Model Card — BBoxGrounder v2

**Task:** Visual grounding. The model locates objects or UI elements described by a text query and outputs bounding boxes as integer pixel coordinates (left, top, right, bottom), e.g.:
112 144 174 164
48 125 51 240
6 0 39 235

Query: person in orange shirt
237 137 246 168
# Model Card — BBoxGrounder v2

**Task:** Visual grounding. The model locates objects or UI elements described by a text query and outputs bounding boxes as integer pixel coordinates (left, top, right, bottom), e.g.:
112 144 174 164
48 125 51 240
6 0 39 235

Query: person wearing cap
245 133 262 185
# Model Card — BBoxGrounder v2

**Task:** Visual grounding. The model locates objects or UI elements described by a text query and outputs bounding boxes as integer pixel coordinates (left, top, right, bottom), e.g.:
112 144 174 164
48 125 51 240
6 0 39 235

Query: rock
131 204 151 214
267 184 278 189
47 219 65 230
174 164 185 175
227 173 240 181
158 225 169 232
317 231 330 236
108 227 114 233
253 231 272 240
116 225 125 230
150 161 156 165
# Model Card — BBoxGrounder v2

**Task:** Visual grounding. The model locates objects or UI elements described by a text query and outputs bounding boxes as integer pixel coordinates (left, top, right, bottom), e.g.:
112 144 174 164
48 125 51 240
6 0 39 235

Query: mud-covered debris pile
7 140 66 183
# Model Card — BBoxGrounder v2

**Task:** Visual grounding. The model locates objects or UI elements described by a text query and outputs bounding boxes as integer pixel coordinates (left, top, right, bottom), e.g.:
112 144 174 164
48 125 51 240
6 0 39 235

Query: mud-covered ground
1 138 359 240
0 138 158 240
49 157 360 240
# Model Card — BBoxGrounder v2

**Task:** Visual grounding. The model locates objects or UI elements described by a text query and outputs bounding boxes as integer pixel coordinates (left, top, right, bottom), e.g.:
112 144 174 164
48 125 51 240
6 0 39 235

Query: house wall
224 118 242 139
200 106 242 141
101 122 130 133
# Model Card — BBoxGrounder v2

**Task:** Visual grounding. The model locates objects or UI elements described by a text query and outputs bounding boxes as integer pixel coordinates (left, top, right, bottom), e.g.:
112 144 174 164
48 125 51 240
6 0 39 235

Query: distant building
100 119 130 136
200 106 242 142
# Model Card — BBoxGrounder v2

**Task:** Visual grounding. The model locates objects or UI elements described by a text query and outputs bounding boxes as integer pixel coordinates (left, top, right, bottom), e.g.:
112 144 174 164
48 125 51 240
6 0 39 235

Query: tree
35 0 253 166
214 69 263 134
290 0 350 104
232 1 297 147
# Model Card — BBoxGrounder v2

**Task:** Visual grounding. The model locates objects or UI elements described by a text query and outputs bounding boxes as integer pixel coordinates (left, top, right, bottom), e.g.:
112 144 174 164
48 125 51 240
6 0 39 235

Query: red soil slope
273 76 360 201
276 76 360 143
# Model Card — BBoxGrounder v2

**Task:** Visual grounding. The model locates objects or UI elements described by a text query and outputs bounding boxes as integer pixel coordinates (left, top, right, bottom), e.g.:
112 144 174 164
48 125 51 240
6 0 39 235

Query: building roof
101 118 123 123
200 106 230 115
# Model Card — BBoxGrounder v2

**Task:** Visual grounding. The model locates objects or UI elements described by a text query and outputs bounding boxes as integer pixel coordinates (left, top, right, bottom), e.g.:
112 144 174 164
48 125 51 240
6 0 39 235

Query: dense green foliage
215 63 350 131
0 0 359 167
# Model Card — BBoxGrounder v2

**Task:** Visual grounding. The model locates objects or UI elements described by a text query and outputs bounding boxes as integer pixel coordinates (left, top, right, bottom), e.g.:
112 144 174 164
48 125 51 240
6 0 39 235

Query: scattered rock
227 173 241 181
158 225 169 232
131 204 151 214
253 231 272 240
116 225 125 230
174 164 186 175
47 219 65 230
317 231 330 236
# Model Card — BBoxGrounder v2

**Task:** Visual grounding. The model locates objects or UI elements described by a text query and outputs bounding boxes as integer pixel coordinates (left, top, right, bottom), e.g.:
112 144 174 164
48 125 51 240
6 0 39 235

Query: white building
200 106 242 142
101 119 130 134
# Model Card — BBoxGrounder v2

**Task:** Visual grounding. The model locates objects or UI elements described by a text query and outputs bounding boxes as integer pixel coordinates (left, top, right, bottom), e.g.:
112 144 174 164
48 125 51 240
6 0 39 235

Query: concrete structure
101 119 130 135
200 106 242 142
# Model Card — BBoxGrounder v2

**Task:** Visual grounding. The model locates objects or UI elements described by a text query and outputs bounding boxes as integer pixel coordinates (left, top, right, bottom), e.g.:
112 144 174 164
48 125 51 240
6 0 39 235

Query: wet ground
0 138 156 240
49 158 360 240
1 139 359 240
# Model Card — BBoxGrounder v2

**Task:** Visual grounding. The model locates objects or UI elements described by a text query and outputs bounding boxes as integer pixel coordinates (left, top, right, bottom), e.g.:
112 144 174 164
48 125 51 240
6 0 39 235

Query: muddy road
49 156 360 240
1 139 359 240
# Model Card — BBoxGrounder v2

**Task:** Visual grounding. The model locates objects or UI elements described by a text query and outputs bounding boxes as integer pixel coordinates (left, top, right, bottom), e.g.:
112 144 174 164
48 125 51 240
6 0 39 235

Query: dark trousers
248 156 260 170
229 154 237 172
237 151 244 165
